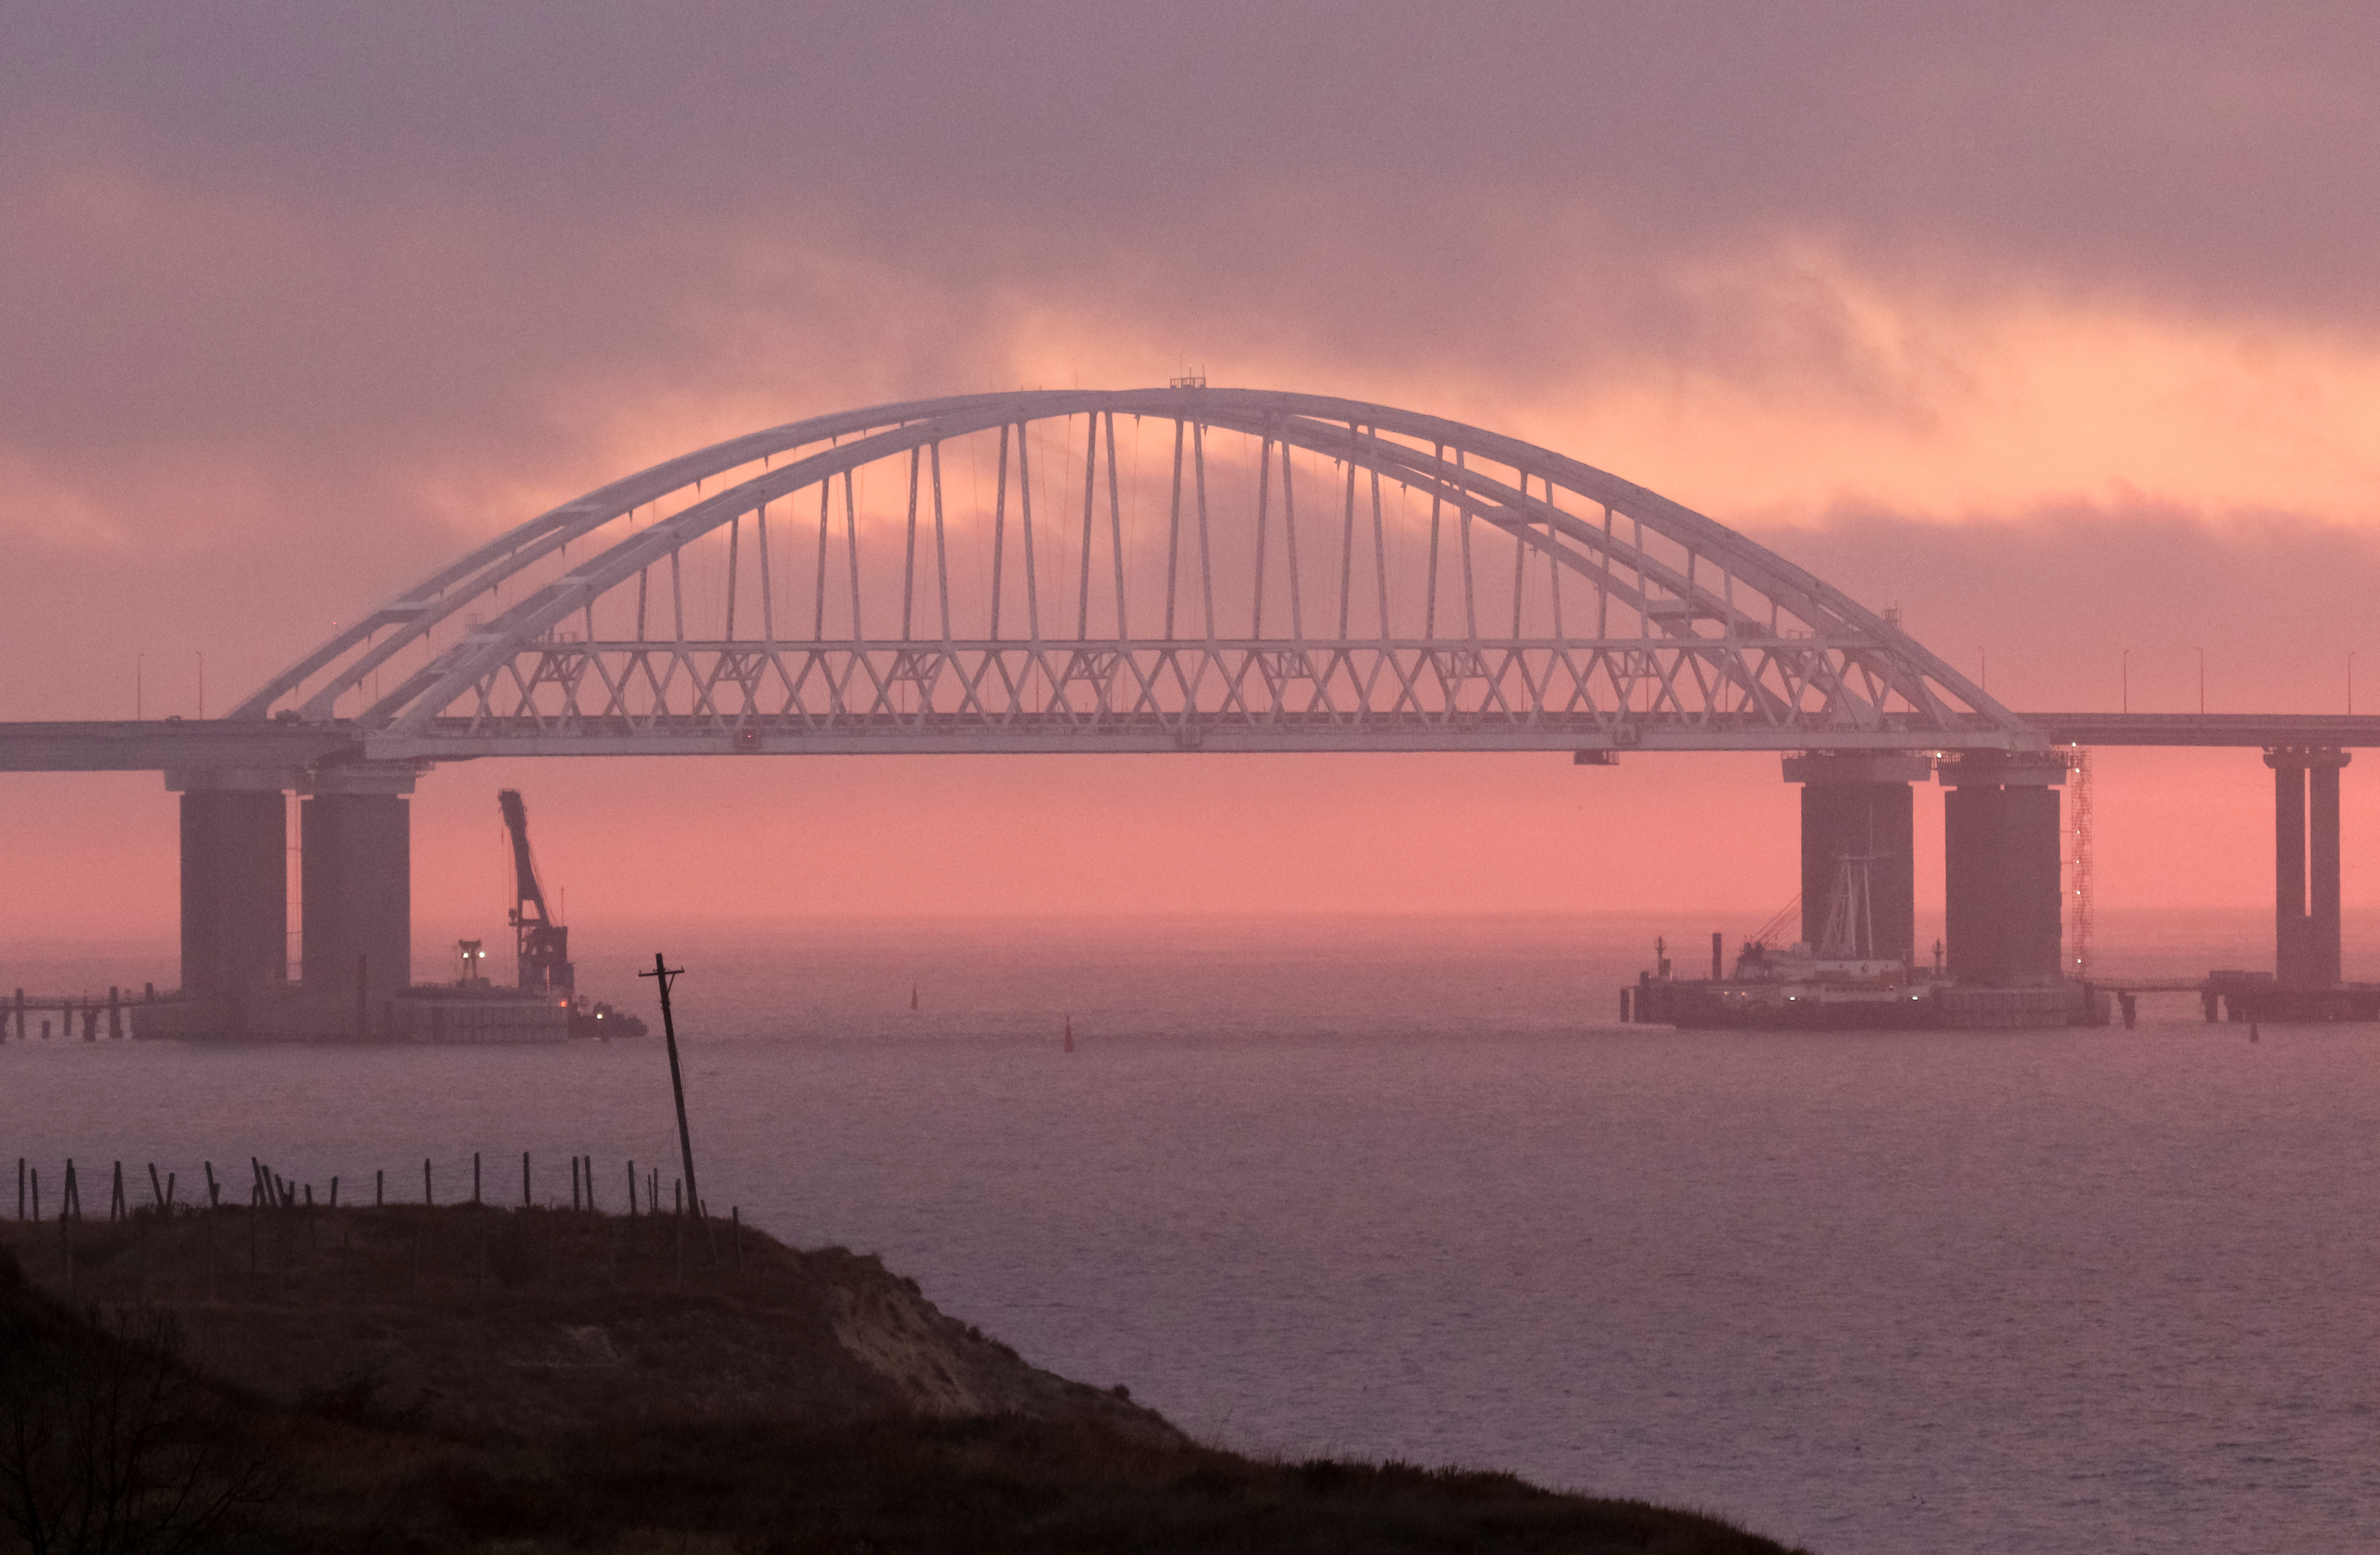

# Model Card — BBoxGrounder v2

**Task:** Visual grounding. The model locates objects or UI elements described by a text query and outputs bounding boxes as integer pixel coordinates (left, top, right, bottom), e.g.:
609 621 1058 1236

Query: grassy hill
0 1204 1808 1553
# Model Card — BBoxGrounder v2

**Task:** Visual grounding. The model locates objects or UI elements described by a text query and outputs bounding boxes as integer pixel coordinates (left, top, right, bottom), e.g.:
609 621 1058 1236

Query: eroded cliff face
0 1206 1175 1442
822 1264 1036 1417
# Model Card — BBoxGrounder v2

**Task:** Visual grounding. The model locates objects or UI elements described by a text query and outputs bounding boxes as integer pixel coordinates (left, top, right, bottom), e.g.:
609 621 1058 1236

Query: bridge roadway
4 712 2379 770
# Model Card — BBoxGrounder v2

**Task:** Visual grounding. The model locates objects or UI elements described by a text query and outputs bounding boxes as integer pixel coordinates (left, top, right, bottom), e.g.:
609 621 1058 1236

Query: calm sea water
5 910 2380 1555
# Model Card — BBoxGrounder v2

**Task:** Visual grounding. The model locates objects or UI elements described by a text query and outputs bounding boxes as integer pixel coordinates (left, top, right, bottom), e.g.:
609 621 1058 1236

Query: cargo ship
1624 852 2095 1031
1635 938 1944 1029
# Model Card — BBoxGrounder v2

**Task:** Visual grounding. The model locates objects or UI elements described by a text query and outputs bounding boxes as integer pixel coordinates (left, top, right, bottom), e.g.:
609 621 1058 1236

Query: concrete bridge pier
300 764 417 1037
1783 753 1926 962
168 768 290 999
2267 746 2348 988
1942 754 2066 983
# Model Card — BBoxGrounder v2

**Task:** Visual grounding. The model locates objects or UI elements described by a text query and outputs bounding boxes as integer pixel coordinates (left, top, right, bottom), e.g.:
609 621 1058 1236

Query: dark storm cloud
3 3 2375 710
6 1 2379 324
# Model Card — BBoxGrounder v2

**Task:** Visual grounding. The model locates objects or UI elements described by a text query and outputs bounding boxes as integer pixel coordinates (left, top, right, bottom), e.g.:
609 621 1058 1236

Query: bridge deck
4 712 2379 772
0 720 358 772
2025 714 2380 747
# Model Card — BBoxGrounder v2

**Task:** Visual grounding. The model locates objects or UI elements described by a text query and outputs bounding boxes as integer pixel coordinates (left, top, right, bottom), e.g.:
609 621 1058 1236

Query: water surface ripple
4 913 2375 1555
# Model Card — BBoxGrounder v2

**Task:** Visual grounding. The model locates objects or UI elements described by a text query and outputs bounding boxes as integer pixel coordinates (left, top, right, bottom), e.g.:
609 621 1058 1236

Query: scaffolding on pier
2065 746 2093 981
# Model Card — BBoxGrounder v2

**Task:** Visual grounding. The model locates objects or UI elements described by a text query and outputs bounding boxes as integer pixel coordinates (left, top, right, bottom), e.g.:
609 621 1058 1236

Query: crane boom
498 789 574 994
498 790 550 925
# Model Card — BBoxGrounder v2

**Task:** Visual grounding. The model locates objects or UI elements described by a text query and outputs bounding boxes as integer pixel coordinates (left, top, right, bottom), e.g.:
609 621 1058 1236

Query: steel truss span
234 388 2037 758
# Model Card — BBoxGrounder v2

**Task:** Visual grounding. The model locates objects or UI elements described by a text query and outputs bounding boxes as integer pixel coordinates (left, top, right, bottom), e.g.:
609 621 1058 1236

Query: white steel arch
234 388 2040 758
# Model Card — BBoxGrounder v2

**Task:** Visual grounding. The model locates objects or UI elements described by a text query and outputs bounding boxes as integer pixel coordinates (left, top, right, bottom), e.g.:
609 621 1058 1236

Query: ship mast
1817 850 1877 960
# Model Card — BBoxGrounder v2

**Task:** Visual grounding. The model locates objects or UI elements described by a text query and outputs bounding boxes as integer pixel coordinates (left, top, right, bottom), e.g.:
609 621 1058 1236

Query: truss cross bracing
223 388 2033 762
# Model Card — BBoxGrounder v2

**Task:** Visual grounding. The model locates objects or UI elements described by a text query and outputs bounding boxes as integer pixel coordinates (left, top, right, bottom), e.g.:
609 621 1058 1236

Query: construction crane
498 789 574 995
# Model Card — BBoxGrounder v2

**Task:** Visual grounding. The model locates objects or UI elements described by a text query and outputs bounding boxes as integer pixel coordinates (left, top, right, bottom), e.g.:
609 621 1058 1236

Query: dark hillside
1 1203 1165 1439
0 1209 1808 1554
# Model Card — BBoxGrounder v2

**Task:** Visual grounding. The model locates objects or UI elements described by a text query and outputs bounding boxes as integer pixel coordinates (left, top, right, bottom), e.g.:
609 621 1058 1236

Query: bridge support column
300 764 417 1037
168 769 292 999
1941 754 2066 984
2267 747 2348 989
1782 754 1926 962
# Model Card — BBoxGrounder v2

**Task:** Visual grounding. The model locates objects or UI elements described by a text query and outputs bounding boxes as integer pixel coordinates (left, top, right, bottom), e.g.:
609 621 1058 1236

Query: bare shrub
0 1306 273 1555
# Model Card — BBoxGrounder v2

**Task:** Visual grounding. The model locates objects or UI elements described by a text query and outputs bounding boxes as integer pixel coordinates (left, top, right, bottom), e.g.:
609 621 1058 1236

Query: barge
1623 851 2102 1031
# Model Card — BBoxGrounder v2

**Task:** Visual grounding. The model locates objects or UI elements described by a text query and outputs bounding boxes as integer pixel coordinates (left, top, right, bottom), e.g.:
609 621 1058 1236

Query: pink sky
4 5 2379 949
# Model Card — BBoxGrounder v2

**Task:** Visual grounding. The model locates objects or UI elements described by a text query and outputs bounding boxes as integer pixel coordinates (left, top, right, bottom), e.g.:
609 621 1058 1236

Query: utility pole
640 954 700 1218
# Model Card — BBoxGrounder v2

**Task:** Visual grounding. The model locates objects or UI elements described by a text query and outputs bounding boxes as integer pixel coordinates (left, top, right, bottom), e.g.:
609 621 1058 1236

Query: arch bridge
241 387 2030 757
0 388 2360 1024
